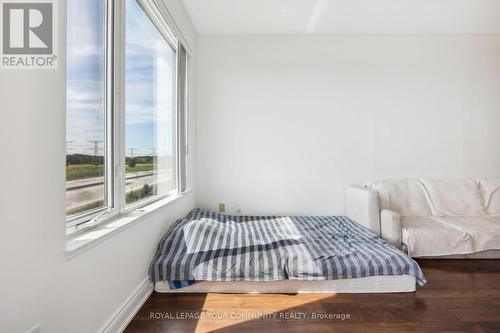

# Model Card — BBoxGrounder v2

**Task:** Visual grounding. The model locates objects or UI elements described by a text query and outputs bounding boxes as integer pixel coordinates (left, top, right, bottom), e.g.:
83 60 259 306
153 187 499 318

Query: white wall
0 1 197 332
196 35 500 215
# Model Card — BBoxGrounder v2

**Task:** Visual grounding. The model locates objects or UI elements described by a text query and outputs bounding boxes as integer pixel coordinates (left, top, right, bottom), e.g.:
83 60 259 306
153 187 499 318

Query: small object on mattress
149 209 426 289
169 280 198 289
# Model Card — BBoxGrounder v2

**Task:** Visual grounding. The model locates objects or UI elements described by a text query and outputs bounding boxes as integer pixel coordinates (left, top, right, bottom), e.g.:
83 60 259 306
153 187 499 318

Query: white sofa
346 178 500 258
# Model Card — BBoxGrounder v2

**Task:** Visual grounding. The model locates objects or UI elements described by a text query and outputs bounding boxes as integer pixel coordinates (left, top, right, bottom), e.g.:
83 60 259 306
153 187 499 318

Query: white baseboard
99 277 153 333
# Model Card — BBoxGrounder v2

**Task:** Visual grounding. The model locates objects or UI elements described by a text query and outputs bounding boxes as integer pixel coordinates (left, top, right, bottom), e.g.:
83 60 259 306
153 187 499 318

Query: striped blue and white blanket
150 209 426 288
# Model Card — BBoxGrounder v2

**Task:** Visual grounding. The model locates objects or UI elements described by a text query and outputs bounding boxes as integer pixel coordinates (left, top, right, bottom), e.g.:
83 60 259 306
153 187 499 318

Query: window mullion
177 44 188 193
113 0 127 214
105 0 115 214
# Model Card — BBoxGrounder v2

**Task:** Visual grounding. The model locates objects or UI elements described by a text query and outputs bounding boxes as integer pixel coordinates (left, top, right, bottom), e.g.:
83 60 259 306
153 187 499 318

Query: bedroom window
125 0 177 206
66 0 189 232
66 0 110 224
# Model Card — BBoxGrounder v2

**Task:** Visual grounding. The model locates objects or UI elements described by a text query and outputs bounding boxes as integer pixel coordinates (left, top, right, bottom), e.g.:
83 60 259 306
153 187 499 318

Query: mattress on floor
154 275 416 293
150 210 426 289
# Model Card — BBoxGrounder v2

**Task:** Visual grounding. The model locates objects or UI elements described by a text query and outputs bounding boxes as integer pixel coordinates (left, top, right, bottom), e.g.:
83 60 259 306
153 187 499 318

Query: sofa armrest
380 209 402 249
345 186 380 236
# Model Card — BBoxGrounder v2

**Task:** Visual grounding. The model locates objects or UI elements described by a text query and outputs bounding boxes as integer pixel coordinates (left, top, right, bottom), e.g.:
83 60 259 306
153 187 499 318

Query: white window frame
66 0 188 234
66 0 117 230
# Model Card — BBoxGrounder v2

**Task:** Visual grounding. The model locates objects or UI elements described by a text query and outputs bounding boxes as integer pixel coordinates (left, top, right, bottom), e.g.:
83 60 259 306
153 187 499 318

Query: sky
66 0 174 157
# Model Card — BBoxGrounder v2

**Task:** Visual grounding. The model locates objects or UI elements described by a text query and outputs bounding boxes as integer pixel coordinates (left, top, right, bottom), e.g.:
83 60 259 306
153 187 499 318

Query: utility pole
66 141 74 154
88 140 103 156
127 148 136 157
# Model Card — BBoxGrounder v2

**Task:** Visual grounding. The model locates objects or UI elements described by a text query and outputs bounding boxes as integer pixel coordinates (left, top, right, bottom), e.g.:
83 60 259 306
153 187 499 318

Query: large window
125 0 176 206
66 0 108 220
66 0 188 231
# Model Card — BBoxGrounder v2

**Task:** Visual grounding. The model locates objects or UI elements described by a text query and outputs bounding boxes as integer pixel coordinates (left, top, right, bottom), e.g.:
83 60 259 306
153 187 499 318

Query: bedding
150 209 426 289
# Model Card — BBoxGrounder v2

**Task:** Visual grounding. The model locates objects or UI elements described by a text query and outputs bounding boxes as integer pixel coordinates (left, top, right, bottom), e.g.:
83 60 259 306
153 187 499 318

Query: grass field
66 163 154 181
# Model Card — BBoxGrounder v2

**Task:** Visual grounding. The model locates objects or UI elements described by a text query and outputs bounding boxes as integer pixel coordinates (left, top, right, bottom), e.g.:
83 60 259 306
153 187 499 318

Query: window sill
65 191 189 260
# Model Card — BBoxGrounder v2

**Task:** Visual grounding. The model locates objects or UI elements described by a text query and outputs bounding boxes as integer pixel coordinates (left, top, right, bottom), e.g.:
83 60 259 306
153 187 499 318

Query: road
66 170 174 213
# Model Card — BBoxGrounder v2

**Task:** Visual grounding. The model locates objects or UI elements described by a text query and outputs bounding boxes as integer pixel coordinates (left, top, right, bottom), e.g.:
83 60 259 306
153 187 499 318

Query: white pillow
421 179 485 217
367 179 432 217
478 178 500 216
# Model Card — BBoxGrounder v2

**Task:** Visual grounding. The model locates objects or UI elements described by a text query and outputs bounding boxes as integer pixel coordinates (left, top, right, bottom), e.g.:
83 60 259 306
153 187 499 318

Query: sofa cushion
421 179 485 217
402 217 473 257
448 217 500 252
478 179 500 216
367 179 432 217
402 216 500 257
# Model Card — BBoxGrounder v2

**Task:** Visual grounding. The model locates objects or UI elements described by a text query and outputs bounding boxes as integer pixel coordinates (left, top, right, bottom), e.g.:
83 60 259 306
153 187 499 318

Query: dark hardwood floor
125 260 500 333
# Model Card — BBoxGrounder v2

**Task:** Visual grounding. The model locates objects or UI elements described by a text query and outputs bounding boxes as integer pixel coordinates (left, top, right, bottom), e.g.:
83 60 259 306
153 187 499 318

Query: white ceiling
181 0 500 35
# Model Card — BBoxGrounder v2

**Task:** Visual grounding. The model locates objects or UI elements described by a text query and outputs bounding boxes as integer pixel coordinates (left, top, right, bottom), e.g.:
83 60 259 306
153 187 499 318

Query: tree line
66 154 154 165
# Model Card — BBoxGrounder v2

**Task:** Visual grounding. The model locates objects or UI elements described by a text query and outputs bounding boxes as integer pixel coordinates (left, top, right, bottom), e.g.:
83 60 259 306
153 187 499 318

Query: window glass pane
66 0 106 218
125 0 176 205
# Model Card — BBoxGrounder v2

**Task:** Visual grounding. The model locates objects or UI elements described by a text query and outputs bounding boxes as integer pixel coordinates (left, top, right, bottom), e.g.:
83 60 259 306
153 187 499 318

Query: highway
66 170 174 213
